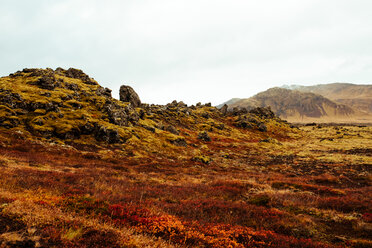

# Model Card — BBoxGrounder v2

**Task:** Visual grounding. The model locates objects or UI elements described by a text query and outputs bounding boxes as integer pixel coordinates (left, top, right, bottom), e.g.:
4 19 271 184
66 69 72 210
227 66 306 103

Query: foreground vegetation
0 69 371 247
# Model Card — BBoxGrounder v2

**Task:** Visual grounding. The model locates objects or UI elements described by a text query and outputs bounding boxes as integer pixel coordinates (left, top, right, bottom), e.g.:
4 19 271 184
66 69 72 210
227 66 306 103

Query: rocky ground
0 68 371 247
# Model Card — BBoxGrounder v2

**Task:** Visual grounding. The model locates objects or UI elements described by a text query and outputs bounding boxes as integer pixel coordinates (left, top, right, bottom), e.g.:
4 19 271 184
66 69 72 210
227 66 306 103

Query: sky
1 0 372 105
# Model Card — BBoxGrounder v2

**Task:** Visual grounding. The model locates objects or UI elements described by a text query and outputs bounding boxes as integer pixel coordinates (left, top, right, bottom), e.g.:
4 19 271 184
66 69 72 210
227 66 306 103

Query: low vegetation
0 69 370 247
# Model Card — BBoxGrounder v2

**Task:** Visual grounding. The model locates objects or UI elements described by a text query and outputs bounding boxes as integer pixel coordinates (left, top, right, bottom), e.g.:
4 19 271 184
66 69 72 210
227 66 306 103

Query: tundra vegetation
0 68 371 247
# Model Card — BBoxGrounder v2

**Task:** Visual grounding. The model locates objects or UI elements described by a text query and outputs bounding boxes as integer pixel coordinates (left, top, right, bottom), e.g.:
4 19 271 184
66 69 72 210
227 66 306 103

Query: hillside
282 83 372 114
0 68 371 248
225 87 368 123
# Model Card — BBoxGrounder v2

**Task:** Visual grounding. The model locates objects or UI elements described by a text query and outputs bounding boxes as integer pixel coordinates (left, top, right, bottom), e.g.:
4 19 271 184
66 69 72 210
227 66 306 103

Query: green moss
0 105 16 117
247 195 270 206
34 109 46 115
192 155 211 164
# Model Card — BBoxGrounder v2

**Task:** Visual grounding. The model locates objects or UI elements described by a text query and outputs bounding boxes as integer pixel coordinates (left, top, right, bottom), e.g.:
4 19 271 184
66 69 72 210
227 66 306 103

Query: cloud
1 0 371 105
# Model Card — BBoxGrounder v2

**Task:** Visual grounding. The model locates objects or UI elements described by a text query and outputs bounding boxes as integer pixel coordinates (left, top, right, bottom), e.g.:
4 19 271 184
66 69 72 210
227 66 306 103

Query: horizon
1 1 372 105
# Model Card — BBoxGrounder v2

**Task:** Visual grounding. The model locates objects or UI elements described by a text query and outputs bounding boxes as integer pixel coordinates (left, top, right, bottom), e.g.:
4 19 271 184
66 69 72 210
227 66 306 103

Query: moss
62 227 84 240
192 155 211 164
34 109 46 115
0 105 16 117
247 195 270 206
138 118 157 128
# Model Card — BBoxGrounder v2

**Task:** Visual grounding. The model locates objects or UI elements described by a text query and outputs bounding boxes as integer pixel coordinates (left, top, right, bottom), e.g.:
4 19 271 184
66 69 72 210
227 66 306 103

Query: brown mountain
226 87 372 123
283 83 372 114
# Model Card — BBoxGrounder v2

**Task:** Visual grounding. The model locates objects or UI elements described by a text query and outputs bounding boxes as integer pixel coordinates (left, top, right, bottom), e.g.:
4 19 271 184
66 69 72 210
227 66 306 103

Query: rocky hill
282 83 372 114
223 87 372 123
0 68 292 152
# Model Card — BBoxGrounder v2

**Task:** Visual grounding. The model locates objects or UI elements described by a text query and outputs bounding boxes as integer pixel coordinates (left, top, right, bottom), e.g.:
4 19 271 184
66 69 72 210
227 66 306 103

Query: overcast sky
1 0 372 105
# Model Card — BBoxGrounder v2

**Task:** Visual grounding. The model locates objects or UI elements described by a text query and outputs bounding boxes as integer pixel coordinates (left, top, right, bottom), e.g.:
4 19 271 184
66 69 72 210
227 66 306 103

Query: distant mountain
281 83 372 114
223 86 372 123
216 98 241 109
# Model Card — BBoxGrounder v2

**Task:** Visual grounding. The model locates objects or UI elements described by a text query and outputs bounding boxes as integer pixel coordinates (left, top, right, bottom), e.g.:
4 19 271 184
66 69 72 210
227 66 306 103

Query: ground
0 124 370 248
0 69 371 247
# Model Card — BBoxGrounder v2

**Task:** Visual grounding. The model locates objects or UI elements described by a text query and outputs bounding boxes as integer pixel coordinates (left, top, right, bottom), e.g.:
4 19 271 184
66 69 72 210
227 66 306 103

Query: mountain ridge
221 83 372 123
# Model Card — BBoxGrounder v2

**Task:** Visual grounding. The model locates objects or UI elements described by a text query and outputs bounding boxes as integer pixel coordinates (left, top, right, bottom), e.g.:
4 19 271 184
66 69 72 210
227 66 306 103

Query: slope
283 83 372 114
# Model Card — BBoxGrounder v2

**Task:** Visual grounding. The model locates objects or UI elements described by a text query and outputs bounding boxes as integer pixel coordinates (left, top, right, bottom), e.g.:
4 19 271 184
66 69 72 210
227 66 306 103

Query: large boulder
119 85 141 108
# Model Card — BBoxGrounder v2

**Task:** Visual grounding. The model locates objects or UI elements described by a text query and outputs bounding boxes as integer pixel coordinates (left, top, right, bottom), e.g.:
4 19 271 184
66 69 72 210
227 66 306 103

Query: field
0 124 371 248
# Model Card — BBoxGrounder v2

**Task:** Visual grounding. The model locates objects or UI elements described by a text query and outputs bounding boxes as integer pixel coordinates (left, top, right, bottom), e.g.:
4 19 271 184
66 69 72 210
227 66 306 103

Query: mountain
216 97 242 109
282 83 372 114
225 87 372 123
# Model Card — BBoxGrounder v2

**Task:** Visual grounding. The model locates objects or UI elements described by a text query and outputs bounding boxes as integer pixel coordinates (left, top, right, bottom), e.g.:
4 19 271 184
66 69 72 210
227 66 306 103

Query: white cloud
1 0 371 105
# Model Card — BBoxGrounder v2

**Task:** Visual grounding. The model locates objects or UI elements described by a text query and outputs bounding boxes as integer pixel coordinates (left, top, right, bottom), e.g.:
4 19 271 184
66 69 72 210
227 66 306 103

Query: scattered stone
96 87 112 97
198 131 211 142
65 82 79 91
138 109 146 119
258 123 267 132
128 111 140 123
165 125 179 135
192 155 211 164
214 123 225 130
249 107 275 119
178 101 187 108
80 122 95 135
95 126 121 144
170 137 187 147
142 125 156 133
201 112 209 119
34 75 59 90
119 85 141 108
104 101 128 126
65 68 98 85
0 91 26 109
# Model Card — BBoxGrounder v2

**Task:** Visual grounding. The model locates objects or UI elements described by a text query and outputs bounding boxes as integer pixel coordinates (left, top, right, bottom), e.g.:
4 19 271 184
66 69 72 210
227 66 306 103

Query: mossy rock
164 133 187 147
192 155 211 164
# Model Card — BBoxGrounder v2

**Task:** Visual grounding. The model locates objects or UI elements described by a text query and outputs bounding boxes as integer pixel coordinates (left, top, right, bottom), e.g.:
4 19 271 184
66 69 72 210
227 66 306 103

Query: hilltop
0 69 371 248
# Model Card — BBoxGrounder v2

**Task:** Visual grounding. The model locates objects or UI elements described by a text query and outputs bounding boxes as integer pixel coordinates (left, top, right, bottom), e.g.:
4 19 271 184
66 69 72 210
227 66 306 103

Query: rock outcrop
120 85 141 108
0 67 291 146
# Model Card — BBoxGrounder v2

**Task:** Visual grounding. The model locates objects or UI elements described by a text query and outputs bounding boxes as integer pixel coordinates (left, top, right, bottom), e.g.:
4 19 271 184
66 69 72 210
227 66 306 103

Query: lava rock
198 131 211 142
119 85 141 108
65 68 97 85
170 138 187 147
249 107 275 119
80 122 95 135
258 123 267 132
35 75 58 90
0 91 27 109
96 87 112 97
65 82 79 91
165 125 179 135
103 102 129 126
95 126 121 143
201 112 209 119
